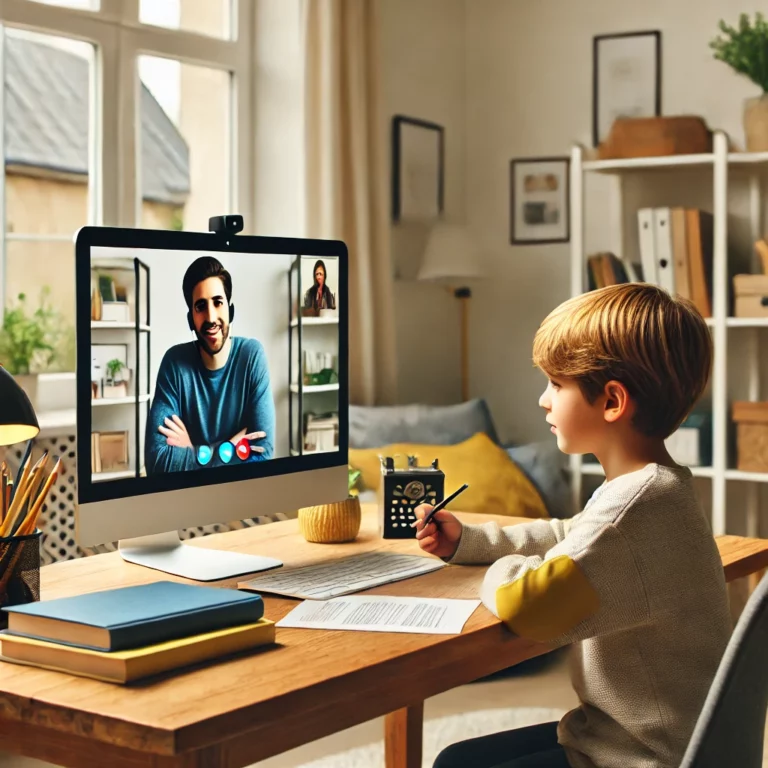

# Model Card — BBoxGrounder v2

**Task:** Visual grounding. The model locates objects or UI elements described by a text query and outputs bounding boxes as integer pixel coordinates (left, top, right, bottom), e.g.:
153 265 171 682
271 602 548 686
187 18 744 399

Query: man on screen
145 256 275 474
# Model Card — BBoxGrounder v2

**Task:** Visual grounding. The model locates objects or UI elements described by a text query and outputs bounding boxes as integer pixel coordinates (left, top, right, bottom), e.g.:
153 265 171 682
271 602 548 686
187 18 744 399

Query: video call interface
87 247 341 482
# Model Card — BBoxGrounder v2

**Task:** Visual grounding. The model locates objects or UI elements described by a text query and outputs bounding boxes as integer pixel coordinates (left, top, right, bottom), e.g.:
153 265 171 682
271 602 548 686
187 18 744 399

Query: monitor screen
75 228 348 508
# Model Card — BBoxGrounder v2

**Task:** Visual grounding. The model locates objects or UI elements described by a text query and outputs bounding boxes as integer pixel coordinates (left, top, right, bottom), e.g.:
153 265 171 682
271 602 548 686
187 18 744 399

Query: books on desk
0 581 275 683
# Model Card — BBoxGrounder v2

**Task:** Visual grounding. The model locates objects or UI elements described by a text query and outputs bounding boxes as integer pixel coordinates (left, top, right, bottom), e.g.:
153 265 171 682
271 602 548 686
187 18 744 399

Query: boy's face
538 376 606 455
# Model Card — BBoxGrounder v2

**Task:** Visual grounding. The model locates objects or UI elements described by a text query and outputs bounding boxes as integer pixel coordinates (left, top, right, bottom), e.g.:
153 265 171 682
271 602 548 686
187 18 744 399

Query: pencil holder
0 530 41 630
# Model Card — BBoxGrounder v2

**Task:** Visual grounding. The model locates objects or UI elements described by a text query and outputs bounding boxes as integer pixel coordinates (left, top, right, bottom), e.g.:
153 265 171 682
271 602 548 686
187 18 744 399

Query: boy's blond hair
532 283 712 439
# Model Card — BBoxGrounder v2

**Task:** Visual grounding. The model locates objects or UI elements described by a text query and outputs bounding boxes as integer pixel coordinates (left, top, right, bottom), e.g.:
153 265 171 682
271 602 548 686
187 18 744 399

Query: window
1 0 252 373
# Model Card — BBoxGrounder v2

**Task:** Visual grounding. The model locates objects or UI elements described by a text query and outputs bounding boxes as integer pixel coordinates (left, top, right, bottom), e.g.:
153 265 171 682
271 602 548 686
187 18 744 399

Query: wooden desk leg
385 702 424 768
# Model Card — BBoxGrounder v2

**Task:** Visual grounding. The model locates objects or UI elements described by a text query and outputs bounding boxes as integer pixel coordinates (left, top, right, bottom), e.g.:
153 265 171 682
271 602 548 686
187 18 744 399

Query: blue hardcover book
2 581 265 652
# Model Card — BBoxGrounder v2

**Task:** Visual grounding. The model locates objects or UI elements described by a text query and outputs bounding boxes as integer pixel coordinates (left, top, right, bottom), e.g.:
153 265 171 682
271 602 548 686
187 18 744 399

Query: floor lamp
418 223 485 402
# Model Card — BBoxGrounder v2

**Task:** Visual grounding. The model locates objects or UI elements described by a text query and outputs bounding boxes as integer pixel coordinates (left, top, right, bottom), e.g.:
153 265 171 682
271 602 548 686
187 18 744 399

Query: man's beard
196 320 230 357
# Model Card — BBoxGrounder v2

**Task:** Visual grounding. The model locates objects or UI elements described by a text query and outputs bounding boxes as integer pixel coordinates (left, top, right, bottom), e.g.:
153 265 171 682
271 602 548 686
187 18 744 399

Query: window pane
140 0 233 40
4 28 94 235
24 0 99 9
138 56 231 231
4 240 76 373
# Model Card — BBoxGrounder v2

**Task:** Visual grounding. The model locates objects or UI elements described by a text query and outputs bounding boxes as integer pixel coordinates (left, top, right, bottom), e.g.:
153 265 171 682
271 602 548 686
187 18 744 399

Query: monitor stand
118 531 283 582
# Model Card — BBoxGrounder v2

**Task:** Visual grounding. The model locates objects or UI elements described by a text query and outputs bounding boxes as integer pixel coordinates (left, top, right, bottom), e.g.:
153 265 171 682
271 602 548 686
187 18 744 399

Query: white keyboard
238 551 446 600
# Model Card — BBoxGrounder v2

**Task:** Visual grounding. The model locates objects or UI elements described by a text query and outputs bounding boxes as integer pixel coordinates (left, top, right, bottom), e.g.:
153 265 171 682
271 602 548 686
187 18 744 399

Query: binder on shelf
670 207 690 299
686 209 714 318
637 208 658 285
652 208 676 294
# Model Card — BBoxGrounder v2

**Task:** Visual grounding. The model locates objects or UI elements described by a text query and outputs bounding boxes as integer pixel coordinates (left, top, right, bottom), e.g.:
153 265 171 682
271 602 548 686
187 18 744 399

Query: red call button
236 438 250 461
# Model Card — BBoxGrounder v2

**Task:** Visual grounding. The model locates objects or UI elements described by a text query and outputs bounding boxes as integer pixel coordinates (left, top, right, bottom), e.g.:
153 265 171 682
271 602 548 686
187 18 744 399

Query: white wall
464 0 759 445
252 0 304 237
376 0 468 405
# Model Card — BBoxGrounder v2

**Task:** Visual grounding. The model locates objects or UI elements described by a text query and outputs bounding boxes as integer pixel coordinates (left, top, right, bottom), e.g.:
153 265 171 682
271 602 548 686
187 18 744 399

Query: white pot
13 374 39 412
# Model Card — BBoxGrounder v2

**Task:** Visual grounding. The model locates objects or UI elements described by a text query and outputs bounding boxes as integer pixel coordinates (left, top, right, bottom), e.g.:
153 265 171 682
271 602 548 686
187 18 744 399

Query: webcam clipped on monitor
74 221 348 581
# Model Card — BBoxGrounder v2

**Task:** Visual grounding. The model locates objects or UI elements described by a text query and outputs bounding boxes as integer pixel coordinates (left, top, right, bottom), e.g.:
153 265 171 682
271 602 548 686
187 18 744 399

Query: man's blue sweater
145 337 275 474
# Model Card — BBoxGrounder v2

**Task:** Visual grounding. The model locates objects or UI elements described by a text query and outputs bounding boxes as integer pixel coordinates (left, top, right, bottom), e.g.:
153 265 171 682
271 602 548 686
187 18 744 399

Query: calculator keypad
389 484 438 528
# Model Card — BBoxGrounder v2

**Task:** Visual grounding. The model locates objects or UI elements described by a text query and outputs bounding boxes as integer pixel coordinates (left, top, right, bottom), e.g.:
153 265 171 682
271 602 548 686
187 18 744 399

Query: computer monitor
74 225 349 581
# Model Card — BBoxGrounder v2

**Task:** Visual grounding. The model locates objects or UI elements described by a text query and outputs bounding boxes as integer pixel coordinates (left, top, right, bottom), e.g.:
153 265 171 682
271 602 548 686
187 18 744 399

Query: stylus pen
413 483 469 529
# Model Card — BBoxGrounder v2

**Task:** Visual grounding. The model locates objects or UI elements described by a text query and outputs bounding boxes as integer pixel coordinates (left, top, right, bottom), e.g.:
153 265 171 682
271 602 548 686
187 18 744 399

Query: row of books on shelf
0 581 274 684
587 207 713 318
304 411 339 452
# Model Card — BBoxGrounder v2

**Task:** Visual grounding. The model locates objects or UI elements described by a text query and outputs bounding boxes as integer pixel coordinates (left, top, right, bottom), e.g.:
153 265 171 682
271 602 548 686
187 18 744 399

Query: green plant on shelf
710 13 768 93
0 288 68 375
105 358 125 384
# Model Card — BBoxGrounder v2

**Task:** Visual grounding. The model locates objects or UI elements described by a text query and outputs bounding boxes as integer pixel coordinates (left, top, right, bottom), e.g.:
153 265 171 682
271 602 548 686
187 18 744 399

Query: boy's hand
412 504 462 560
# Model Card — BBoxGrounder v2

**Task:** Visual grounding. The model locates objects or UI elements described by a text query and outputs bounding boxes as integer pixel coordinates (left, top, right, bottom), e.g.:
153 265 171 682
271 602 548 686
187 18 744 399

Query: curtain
302 0 398 405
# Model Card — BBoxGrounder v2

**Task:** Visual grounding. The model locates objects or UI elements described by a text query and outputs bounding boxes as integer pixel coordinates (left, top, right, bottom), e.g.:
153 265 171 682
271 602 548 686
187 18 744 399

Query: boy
415 283 731 768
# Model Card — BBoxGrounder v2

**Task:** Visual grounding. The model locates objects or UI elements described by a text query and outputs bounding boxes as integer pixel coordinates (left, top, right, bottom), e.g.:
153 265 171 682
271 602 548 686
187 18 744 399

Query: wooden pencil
17 458 61 537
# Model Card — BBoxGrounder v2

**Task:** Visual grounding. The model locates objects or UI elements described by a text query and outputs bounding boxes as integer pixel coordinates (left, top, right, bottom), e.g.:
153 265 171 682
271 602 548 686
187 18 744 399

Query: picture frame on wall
391 115 444 222
509 157 570 245
593 30 661 147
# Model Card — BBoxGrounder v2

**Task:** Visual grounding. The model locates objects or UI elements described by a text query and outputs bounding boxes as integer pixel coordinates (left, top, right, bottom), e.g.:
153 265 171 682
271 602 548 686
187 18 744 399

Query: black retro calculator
379 456 445 539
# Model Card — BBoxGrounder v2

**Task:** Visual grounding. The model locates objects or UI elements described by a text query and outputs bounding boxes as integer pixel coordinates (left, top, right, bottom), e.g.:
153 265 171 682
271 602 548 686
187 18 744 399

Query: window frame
0 0 253 317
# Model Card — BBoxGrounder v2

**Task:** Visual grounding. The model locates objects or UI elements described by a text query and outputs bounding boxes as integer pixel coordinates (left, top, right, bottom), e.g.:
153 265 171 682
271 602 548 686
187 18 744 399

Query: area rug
295 707 567 768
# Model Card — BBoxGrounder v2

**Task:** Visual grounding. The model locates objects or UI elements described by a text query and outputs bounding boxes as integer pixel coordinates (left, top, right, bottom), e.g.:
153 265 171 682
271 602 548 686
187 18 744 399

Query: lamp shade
0 366 40 446
417 223 485 282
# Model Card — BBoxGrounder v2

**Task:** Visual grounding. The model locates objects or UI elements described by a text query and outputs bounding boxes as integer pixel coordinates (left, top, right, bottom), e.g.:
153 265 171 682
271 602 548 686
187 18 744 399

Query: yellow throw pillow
349 432 547 519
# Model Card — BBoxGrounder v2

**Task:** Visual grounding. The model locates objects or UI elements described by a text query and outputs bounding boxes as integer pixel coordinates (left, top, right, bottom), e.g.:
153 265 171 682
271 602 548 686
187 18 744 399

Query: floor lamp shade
0 366 40 446
417 224 484 283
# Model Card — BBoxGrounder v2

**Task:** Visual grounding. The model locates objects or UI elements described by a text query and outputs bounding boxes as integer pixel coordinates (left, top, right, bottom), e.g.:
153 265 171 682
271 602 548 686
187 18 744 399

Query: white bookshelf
570 130 768 535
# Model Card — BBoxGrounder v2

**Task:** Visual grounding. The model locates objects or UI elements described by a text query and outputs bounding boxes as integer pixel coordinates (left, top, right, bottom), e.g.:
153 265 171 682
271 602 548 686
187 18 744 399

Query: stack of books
304 412 339 452
0 581 274 683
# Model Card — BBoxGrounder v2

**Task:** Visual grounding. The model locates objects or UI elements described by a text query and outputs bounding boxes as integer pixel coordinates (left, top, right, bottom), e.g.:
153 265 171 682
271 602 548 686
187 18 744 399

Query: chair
680 573 768 768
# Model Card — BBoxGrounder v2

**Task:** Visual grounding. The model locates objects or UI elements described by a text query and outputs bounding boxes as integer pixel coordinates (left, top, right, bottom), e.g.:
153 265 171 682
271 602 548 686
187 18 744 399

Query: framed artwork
593 30 661 147
509 157 570 245
392 115 444 222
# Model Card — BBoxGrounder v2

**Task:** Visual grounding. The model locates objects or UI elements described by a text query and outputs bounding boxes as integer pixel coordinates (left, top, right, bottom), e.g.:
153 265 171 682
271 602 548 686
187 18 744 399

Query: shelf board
581 150 768 174
726 317 768 327
581 463 714 478
92 322 150 332
290 317 339 327
582 153 715 173
290 448 340 456
92 469 139 482
290 383 339 394
725 469 768 483
91 394 150 406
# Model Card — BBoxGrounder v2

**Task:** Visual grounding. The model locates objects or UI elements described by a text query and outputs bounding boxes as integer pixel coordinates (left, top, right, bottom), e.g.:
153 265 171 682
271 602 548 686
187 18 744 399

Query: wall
376 0 467 405
252 0 304 238
465 0 759 445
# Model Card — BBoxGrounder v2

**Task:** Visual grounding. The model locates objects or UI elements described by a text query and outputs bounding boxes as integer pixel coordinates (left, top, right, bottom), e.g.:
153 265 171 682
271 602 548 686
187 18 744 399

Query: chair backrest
680 572 768 768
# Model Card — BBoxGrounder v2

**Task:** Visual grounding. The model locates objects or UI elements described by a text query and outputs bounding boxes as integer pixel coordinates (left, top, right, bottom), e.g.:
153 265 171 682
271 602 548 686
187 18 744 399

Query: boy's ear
602 380 633 424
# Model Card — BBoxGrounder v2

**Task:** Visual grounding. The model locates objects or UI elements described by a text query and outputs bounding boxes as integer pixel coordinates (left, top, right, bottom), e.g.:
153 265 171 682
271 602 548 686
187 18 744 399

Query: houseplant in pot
711 13 768 151
298 466 362 543
0 289 63 410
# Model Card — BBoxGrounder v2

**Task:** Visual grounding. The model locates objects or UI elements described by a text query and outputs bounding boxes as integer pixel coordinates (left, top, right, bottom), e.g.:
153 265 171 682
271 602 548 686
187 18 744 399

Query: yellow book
0 619 275 684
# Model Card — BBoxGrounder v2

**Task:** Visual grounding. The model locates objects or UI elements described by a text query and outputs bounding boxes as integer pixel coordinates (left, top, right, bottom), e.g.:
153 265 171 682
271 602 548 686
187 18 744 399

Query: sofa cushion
505 441 572 519
348 432 547 519
349 398 500 449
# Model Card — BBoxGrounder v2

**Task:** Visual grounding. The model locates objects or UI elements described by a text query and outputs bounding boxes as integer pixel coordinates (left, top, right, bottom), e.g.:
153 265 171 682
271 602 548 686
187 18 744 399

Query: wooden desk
0 506 766 768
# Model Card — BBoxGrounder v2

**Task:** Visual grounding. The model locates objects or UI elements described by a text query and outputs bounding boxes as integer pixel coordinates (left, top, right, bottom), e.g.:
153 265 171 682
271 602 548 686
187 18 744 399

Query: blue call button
218 442 235 463
197 445 213 465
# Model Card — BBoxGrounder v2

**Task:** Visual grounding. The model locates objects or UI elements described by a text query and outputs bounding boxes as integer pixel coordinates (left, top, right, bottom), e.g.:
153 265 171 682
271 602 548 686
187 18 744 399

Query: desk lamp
417 223 485 401
0 366 39 447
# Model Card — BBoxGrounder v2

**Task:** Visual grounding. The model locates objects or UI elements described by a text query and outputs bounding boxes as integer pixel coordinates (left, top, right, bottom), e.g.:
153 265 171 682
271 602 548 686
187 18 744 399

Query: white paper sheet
276 595 481 634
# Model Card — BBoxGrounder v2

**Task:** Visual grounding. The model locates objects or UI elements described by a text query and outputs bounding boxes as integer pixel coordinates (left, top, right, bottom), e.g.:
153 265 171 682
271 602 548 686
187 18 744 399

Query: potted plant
711 13 768 151
298 465 363 543
0 289 63 410
103 358 129 399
